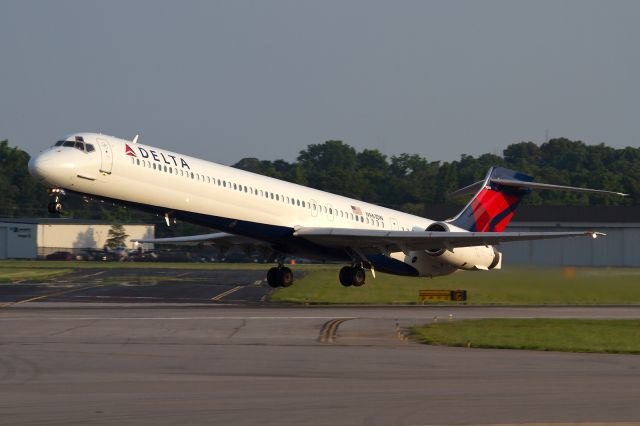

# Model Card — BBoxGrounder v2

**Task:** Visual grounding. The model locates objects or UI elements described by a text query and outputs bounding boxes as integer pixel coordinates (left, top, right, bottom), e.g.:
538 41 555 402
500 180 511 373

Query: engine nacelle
395 222 502 277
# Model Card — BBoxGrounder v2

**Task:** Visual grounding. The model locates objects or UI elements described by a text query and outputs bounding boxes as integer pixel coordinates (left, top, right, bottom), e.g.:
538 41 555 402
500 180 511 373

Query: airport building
0 218 155 260
1 207 638 265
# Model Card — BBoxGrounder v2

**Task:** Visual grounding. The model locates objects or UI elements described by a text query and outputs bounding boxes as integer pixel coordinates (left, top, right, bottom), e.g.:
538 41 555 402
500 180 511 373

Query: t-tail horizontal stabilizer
450 169 628 199
448 166 627 233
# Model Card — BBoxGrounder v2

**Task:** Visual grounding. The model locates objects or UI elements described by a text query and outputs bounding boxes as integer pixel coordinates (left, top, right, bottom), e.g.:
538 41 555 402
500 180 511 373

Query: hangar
427 205 640 267
1 207 637 265
0 218 154 260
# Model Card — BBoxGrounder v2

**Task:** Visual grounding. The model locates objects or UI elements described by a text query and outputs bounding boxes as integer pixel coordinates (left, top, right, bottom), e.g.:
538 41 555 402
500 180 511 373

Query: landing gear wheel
267 266 294 288
278 267 294 287
47 201 63 214
339 266 353 287
47 189 65 215
267 267 280 288
352 267 366 287
339 266 366 287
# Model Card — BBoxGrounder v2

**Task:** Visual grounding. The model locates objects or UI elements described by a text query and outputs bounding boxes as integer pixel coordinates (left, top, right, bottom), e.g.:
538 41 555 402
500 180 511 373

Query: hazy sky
1 1 639 165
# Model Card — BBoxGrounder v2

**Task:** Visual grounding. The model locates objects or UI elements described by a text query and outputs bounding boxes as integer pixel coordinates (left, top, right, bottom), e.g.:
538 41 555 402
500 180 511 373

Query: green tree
297 140 362 198
105 222 129 249
0 140 49 217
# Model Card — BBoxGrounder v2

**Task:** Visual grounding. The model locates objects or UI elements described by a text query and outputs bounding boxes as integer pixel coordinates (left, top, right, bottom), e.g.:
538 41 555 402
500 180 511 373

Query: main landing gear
47 188 65 215
265 256 369 289
339 265 366 287
266 265 294 288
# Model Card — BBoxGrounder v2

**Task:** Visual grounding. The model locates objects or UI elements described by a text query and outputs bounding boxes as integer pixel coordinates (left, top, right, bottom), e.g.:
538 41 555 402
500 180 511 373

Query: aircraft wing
131 232 266 247
293 227 604 252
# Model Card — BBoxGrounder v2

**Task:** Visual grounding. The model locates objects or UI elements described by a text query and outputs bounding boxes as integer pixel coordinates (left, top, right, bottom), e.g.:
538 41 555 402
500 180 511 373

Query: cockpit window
55 139 94 153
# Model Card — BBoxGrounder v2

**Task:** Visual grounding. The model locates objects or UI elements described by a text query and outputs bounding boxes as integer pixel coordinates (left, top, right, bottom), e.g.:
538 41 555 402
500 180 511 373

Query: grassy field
0 267 72 282
411 319 640 354
3 260 640 305
272 266 640 305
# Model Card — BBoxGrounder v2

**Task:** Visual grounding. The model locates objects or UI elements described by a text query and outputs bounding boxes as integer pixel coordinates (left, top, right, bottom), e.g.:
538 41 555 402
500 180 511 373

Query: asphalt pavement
1 269 640 425
0 268 275 306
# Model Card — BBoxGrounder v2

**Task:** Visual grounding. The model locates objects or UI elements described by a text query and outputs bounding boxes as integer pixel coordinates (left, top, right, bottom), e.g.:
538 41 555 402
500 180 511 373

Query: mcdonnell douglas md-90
28 133 626 288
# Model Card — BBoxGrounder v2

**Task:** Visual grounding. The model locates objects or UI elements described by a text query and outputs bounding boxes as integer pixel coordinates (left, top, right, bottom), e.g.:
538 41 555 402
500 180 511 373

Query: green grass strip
0 260 330 271
411 319 640 354
0 268 72 282
4 261 640 306
273 267 640 305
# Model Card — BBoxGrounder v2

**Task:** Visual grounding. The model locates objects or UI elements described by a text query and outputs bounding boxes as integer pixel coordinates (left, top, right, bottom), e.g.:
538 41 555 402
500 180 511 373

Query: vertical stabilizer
448 167 533 232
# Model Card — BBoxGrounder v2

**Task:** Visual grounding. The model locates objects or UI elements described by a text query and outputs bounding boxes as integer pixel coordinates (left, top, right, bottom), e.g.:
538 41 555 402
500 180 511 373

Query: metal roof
425 204 640 223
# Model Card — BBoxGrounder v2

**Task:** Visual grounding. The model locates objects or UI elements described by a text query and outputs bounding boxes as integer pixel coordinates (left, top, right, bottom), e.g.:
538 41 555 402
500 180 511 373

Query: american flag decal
351 205 363 215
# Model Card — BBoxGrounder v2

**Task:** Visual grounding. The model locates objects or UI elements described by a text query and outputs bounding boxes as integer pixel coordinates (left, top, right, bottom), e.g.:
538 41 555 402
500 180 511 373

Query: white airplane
28 133 626 288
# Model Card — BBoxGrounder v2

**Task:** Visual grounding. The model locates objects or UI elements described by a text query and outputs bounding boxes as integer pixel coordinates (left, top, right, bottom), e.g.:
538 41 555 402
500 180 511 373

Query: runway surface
0 268 275 306
1 269 640 425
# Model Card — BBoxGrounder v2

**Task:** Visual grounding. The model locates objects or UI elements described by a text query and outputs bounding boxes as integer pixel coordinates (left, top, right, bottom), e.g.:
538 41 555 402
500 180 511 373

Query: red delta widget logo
125 144 137 157
125 144 190 169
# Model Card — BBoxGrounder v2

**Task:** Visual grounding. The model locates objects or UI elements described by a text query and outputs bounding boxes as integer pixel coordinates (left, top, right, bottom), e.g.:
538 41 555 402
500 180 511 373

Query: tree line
232 138 639 215
1 137 638 228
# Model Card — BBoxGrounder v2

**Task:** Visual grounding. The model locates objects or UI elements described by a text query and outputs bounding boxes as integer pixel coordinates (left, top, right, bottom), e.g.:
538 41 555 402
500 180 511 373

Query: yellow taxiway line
0 285 102 308
210 286 243 302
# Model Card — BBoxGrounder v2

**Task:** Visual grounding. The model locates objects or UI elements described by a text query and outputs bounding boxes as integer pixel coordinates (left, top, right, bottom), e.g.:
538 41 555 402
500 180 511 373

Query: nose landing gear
47 188 65 215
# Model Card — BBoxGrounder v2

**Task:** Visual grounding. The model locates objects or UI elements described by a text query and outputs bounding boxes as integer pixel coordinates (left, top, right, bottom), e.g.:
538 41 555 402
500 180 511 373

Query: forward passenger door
97 138 113 174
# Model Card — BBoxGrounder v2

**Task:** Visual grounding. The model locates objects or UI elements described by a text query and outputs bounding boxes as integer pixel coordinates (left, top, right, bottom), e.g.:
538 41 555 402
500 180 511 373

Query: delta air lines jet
28 133 625 288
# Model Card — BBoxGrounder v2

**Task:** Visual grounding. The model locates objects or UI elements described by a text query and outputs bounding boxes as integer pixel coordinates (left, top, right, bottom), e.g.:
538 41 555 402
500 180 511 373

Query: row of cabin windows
131 157 385 228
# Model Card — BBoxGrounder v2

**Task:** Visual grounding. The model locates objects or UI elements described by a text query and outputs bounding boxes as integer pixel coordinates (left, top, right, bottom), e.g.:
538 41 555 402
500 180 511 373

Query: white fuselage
29 133 499 277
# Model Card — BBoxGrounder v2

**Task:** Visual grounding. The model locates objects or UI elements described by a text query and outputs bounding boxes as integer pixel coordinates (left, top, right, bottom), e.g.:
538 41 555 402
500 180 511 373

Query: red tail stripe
470 189 519 232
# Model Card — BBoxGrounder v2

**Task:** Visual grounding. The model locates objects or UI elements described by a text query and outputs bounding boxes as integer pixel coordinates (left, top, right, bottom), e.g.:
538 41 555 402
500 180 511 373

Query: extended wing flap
293 227 603 252
131 232 266 247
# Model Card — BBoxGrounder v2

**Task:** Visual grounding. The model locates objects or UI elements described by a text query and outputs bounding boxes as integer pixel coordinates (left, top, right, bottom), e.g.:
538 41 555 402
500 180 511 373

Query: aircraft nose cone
28 151 53 180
